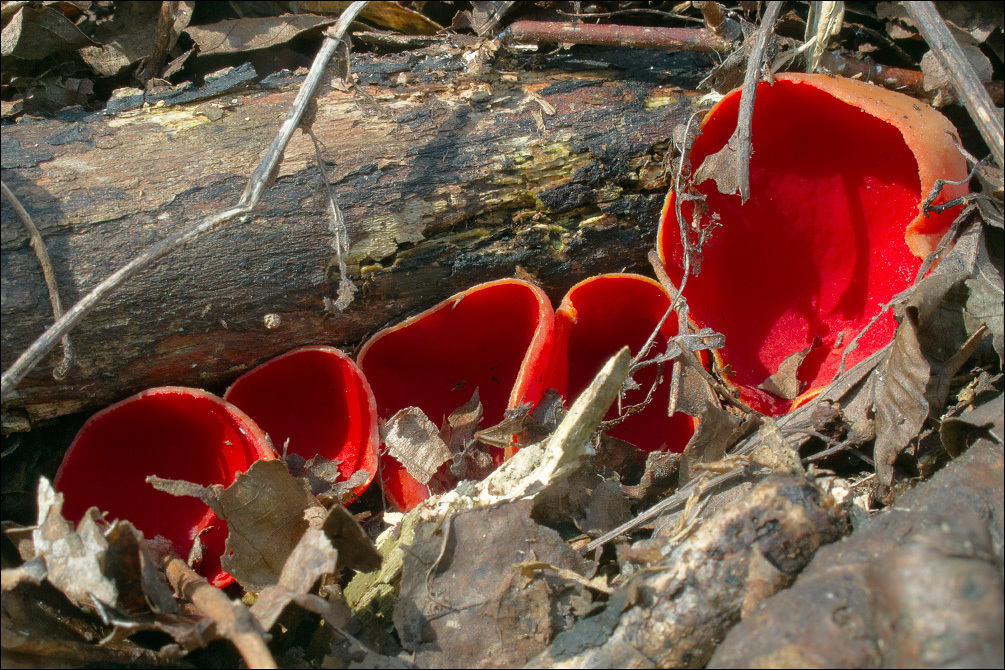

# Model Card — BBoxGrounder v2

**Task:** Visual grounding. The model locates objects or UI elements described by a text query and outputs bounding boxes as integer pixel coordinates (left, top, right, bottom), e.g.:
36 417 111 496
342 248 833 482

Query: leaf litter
3 2 1005 668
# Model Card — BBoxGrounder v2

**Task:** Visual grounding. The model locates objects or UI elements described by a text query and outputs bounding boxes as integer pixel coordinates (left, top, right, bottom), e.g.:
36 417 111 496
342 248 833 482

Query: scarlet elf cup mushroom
54 388 274 587
357 278 555 511
224 346 379 501
658 73 969 416
541 273 695 453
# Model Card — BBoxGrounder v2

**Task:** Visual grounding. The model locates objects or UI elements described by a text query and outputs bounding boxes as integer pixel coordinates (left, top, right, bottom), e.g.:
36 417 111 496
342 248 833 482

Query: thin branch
1 180 73 380
162 553 276 669
903 2 1004 170
0 1 370 400
139 1 179 84
713 1 783 202
498 20 732 53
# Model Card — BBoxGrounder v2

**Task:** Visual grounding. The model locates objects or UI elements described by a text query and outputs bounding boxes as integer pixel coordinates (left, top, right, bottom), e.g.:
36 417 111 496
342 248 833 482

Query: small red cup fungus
659 73 969 415
54 387 274 587
223 346 379 500
357 278 555 510
542 273 696 452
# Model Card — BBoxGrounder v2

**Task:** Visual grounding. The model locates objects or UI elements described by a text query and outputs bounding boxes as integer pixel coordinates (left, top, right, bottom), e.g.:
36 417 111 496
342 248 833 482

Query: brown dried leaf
693 135 746 198
679 404 757 485
394 499 593 668
757 342 816 400
965 232 1005 364
249 527 347 632
873 273 969 484
77 2 163 76
752 416 805 475
1 5 92 60
382 407 452 486
922 43 993 88
440 390 483 454
940 393 1004 457
452 1 518 36
299 1 443 35
709 432 1003 668
184 15 335 56
149 460 317 592
321 505 381 574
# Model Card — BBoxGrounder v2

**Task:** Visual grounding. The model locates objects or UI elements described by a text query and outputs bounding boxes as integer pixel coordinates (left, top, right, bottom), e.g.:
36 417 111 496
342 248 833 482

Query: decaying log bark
1 41 713 425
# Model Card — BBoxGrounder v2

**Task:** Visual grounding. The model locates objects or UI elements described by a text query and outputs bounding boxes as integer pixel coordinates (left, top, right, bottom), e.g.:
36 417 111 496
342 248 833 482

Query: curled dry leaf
249 526 348 632
381 407 452 486
873 272 970 485
26 478 176 615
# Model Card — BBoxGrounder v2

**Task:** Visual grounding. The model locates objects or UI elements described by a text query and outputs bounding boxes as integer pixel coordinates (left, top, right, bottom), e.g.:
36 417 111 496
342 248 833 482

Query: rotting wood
1 40 713 424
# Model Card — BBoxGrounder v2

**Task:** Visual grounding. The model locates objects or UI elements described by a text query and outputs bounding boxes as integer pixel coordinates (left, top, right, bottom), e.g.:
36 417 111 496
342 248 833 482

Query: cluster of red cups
54 74 967 587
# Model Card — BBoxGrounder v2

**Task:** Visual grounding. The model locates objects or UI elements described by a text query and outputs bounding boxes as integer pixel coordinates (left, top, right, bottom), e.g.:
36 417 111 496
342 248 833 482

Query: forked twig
0 1 369 400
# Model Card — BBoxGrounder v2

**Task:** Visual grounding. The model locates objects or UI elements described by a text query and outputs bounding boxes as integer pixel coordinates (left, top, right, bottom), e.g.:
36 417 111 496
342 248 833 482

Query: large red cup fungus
659 73 969 415
54 387 274 587
223 346 379 500
542 273 696 452
357 278 555 510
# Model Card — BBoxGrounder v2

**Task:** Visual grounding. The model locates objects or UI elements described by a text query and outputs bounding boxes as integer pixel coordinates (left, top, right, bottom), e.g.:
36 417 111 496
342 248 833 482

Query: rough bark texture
1 42 713 425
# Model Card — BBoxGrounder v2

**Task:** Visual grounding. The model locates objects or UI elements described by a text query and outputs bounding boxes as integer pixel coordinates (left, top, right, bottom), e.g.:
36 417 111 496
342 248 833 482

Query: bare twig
1 180 73 380
903 2 1004 170
816 51 1004 106
139 1 179 84
0 1 369 400
499 20 732 53
162 553 276 669
695 1 783 203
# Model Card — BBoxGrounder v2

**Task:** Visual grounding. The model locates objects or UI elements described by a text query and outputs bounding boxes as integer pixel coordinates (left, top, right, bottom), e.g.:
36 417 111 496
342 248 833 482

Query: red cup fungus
357 278 555 510
223 346 379 500
542 273 696 453
659 73 969 415
54 387 274 587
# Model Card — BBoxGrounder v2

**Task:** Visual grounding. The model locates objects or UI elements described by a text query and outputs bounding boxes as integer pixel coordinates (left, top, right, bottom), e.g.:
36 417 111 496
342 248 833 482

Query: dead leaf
452 1 518 36
440 390 483 453
381 407 452 485
758 341 817 400
149 459 317 592
184 15 335 56
394 499 594 668
528 475 847 668
300 1 443 35
320 505 381 574
77 2 164 76
965 230 1005 364
752 416 805 475
249 527 348 632
940 393 1004 457
679 404 757 485
1 5 93 60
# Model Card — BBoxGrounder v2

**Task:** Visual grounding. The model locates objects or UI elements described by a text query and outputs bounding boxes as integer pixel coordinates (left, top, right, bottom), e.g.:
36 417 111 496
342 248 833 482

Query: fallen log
1 41 711 425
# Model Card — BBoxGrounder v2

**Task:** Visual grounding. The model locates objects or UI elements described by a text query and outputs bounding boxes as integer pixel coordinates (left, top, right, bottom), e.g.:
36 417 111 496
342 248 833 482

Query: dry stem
162 553 276 669
903 2 1004 170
